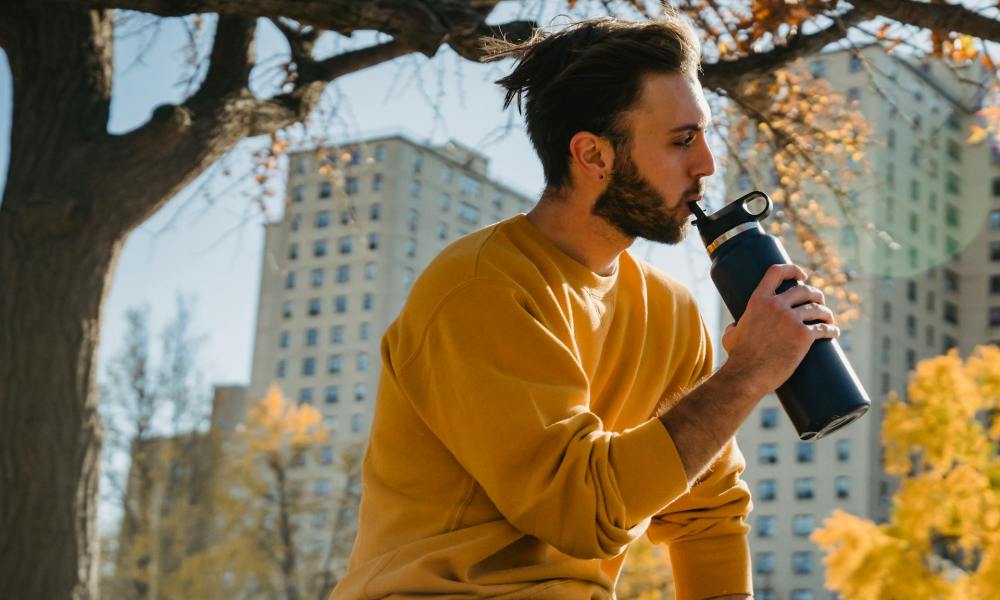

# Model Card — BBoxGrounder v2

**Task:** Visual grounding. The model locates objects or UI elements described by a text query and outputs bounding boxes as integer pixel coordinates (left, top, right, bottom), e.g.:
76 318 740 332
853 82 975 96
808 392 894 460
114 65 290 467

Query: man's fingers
808 322 840 339
753 264 808 298
795 303 835 324
778 284 826 308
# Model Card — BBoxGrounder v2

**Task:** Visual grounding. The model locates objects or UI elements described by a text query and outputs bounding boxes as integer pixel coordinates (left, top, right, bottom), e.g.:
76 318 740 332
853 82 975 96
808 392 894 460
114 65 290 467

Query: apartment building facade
245 135 534 567
730 47 998 599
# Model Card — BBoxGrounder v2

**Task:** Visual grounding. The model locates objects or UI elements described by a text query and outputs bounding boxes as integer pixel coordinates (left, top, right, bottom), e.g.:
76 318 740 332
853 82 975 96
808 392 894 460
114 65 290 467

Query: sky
0 5 724 394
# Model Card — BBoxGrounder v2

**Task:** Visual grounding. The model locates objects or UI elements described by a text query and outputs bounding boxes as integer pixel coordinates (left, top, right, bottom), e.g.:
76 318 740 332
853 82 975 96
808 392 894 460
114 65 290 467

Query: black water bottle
688 191 870 440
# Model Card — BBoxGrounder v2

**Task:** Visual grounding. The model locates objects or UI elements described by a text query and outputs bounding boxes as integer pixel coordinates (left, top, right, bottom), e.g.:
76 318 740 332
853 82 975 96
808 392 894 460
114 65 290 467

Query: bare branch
186 15 256 108
850 0 1000 44
702 8 865 90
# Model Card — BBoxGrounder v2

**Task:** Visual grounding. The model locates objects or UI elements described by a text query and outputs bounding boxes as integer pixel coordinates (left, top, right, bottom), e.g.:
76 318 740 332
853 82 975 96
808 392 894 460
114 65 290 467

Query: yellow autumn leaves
812 346 1000 599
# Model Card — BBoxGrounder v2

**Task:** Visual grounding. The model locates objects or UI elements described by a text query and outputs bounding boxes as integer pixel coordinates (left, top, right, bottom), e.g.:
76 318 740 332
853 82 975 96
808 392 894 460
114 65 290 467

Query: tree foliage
812 346 1000 599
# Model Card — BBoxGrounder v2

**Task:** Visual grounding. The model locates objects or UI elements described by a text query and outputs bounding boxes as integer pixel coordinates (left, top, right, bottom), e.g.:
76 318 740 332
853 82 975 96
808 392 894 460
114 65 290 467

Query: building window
907 281 917 302
334 295 347 314
320 445 334 465
881 372 891 394
944 302 958 325
944 269 960 292
410 180 421 198
907 315 917 338
755 591 776 600
294 156 307 174
403 267 415 290
754 552 775 575
882 302 891 322
440 166 454 184
794 478 815 500
276 359 287 378
991 276 1000 295
943 335 959 352
406 208 418 232
305 328 318 347
336 265 350 284
793 514 816 537
796 442 815 463
836 475 850 499
351 413 364 433
440 193 452 211
279 330 290 349
368 233 380 250
288 243 298 260
315 479 332 497
313 239 327 258
304 269 321 290
809 60 826 78
307 298 321 317
791 590 813 600
404 238 417 258
325 386 339 404
926 324 936 347
339 207 353 225
792 552 814 575
836 439 850 462
849 54 863 73
993 176 1000 197
438 222 448 240
992 242 1000 262
316 211 331 229
946 204 960 228
458 202 481 225
374 144 386 163
290 213 301 231
372 174 383 192
302 357 316 376
354 383 367 402
756 515 776 538
360 321 371 340
758 479 776 501
338 236 353 255
363 293 374 311
330 325 344 344
298 387 314 404
319 181 332 199
492 192 504 211
292 185 305 203
370 202 381 221
365 262 377 280
460 174 482 197
282 301 293 320
946 171 961 195
847 87 861 103
345 177 358 195
327 354 342 374
759 443 779 465
990 307 1000 327
285 271 296 290
947 139 962 162
881 336 891 365
357 352 369 372
907 349 917 370
760 408 778 429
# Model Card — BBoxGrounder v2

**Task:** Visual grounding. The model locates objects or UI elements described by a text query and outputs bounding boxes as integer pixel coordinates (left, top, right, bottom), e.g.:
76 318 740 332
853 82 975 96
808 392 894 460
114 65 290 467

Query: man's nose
691 135 716 178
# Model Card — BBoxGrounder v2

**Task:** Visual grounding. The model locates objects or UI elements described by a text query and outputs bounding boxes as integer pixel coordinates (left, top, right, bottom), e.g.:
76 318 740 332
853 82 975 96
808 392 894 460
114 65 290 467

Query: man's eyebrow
668 121 711 133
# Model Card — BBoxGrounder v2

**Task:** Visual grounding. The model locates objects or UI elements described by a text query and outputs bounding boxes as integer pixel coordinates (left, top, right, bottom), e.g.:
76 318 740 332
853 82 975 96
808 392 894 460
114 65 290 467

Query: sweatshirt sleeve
646 314 753 600
394 280 691 560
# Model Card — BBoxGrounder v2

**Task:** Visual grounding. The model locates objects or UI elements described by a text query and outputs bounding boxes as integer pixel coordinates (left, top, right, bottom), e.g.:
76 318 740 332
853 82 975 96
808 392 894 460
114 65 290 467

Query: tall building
728 47 997 599
245 134 534 570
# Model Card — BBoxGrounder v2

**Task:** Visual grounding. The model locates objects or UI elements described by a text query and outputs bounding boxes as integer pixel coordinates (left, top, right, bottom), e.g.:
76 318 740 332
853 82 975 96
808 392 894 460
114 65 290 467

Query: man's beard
591 147 691 245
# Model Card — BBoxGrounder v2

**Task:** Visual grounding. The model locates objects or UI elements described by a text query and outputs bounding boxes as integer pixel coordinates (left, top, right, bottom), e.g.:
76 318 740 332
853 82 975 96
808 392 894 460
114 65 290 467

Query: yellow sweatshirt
332 214 752 599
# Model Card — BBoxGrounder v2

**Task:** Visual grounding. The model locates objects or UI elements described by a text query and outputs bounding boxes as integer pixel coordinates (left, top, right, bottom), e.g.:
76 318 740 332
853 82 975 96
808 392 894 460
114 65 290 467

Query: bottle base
797 404 870 441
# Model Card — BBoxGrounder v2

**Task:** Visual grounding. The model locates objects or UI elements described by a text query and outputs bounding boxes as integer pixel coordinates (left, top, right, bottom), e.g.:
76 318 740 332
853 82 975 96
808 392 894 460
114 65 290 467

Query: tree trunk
0 209 122 599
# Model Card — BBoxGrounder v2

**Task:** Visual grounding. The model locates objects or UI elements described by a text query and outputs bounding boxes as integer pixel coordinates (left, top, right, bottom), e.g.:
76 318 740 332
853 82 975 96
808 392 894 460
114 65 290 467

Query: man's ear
567 131 615 183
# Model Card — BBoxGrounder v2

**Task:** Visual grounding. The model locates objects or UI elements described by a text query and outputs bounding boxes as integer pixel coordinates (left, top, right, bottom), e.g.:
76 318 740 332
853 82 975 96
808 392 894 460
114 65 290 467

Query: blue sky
0 9 722 392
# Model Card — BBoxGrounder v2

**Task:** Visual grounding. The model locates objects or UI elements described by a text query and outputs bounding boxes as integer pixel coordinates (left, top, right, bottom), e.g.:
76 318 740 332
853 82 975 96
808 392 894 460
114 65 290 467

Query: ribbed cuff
668 533 752 600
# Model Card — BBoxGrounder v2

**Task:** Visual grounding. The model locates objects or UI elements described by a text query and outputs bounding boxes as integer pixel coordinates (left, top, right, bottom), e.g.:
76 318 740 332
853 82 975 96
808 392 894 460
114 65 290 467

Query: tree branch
850 0 1000 44
186 15 256 109
702 8 865 90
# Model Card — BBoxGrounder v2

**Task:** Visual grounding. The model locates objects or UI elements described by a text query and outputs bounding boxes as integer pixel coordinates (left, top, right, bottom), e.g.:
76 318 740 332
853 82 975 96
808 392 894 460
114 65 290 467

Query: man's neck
525 191 633 277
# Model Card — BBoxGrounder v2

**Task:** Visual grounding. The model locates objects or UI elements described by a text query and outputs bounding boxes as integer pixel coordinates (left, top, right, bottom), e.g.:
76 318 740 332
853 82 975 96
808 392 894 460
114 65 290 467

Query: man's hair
484 16 701 191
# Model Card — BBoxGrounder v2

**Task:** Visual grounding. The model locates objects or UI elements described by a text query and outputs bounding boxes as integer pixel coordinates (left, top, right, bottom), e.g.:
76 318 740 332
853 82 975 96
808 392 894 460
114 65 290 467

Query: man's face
592 72 716 244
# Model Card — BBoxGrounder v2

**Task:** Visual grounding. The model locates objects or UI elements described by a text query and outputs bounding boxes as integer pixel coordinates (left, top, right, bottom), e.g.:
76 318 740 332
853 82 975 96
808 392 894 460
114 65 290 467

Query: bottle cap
688 191 772 253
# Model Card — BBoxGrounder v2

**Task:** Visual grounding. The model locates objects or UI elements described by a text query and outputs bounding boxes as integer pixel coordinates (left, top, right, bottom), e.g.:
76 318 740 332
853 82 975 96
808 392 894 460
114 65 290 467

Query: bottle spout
687 200 708 222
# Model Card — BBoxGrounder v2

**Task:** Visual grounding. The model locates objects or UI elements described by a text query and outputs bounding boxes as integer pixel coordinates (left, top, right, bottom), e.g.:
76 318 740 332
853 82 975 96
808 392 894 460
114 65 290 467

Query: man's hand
720 264 838 397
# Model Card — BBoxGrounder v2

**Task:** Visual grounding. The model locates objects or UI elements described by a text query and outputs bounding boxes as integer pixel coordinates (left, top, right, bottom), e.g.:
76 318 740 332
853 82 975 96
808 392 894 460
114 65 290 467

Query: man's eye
675 134 696 147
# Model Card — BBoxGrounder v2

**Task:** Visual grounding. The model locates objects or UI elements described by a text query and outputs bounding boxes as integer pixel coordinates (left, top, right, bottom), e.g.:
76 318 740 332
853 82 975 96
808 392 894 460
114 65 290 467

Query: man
332 15 837 600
